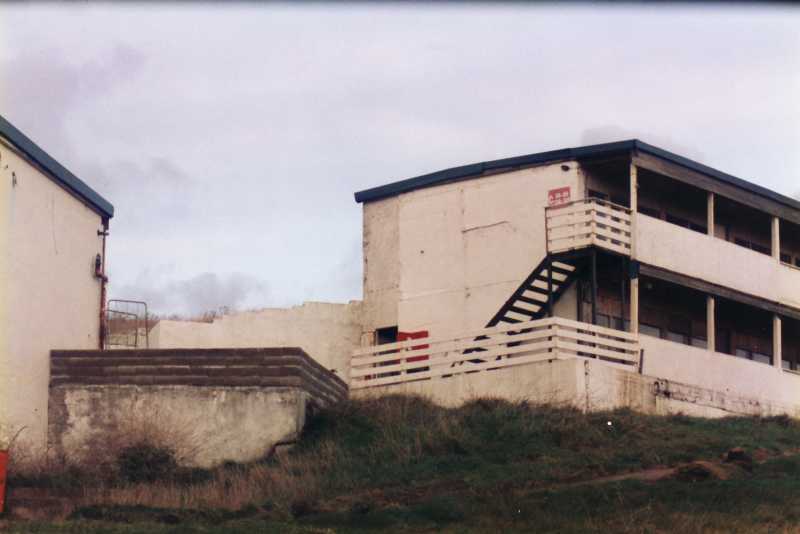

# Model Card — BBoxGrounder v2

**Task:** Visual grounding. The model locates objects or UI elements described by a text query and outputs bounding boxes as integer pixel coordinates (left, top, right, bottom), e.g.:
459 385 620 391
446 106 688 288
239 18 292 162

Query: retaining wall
48 348 347 467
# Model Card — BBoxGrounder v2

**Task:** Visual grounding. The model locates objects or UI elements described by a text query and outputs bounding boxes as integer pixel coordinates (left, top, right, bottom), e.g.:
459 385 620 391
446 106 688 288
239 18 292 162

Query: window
691 337 708 349
689 222 708 234
752 243 770 256
753 352 772 365
796 257 800 268
376 326 398 345
639 323 661 338
734 347 773 365
666 213 691 229
781 252 792 264
667 331 689 344
596 314 610 328
588 189 609 201
639 206 660 218
610 195 627 207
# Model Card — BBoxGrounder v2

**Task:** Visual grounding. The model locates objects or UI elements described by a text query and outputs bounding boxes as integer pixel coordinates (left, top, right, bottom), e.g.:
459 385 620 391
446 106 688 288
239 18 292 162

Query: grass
4 395 800 532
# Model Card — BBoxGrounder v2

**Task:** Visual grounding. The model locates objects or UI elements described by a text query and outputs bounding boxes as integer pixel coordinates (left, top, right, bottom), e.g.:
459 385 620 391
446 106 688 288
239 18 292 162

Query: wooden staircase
486 256 582 327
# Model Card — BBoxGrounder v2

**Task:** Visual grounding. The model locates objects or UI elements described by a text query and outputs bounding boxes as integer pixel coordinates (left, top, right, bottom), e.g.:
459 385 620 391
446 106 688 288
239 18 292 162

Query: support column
774 314 783 369
772 217 781 261
591 247 597 324
707 192 715 237
630 262 639 334
629 163 638 258
706 296 715 353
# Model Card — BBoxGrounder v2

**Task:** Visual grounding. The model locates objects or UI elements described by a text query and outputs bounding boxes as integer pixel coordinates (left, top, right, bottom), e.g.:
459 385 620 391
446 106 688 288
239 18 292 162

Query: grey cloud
116 270 269 316
580 127 705 162
0 44 146 162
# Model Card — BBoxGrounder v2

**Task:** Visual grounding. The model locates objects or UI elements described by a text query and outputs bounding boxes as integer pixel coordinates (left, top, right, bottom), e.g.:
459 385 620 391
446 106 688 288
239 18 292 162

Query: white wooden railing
546 199 632 256
350 317 640 390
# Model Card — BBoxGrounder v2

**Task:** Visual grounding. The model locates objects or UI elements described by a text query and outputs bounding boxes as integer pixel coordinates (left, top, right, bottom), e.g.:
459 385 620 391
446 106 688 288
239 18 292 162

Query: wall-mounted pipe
97 222 109 349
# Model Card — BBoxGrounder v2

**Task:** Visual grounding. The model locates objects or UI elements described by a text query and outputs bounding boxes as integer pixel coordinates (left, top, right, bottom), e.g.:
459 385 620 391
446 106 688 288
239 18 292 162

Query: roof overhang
0 114 114 219
353 139 800 220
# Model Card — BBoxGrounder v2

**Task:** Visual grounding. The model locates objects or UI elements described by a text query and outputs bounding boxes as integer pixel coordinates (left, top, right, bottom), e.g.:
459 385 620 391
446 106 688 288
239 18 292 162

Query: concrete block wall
48 347 348 467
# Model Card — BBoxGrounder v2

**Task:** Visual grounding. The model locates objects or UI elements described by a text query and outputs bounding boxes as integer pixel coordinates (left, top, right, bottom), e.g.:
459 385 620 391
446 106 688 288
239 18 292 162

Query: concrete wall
149 301 362 381
636 214 800 309
362 161 585 343
354 357 800 418
49 385 309 468
640 335 800 411
0 137 105 451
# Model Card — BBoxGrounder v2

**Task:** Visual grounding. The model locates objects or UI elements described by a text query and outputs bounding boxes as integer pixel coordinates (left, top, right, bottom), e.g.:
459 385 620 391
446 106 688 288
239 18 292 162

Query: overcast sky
1 4 798 315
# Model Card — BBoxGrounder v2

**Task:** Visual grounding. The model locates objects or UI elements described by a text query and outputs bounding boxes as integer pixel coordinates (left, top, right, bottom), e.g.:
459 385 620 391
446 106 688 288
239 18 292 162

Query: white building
351 140 800 416
0 115 113 450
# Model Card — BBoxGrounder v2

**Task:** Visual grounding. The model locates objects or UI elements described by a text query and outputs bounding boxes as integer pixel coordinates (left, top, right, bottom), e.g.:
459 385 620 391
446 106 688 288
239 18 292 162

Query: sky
0 3 798 316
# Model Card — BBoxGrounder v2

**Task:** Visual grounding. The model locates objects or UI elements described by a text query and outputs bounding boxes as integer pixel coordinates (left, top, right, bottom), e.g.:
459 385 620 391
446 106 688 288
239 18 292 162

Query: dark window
752 243 770 255
376 326 398 345
588 189 609 201
689 222 708 234
639 323 661 338
691 337 708 349
666 213 691 228
795 257 800 268
735 348 751 359
596 314 610 328
734 238 750 248
639 206 660 218
610 195 627 207
781 253 792 264
753 352 772 365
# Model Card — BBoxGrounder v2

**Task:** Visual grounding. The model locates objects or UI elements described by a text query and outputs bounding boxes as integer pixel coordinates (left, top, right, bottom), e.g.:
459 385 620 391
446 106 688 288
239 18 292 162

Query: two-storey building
351 140 800 416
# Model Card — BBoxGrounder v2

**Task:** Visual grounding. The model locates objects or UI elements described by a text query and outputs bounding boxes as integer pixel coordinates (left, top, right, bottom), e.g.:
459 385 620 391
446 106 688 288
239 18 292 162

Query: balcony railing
546 199 632 256
350 317 641 390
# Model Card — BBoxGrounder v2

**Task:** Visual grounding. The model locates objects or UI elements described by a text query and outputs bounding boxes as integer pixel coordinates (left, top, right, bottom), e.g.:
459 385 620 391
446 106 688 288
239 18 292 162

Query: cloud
0 44 146 162
580 126 706 162
115 270 269 316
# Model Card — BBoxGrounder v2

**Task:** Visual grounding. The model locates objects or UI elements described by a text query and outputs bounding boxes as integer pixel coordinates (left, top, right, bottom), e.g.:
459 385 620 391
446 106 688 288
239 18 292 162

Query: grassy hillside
3 395 800 533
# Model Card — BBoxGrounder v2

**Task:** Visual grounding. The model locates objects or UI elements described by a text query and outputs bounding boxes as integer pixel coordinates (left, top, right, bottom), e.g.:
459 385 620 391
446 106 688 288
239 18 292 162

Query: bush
117 443 178 483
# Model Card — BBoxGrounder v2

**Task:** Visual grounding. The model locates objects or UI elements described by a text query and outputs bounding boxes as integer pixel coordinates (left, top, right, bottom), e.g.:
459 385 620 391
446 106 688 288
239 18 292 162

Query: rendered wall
640 335 800 412
1 138 105 451
150 301 362 381
636 214 800 309
49 385 309 468
354 357 800 418
362 162 585 343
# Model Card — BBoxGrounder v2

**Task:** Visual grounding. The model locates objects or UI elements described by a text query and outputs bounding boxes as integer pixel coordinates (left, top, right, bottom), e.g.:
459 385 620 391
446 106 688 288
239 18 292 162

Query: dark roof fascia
353 140 635 204
0 114 114 219
354 139 800 214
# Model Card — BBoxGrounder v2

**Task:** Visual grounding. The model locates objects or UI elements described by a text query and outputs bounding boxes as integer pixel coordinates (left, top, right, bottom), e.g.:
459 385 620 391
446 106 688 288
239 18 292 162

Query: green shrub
117 442 178 483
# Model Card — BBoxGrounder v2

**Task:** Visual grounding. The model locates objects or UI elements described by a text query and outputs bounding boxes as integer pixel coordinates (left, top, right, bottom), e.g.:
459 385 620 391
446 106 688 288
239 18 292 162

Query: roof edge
0 114 114 219
355 139 800 213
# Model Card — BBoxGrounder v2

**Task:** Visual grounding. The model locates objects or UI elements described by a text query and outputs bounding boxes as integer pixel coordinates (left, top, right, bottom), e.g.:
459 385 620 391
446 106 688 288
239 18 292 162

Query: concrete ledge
48 347 349 467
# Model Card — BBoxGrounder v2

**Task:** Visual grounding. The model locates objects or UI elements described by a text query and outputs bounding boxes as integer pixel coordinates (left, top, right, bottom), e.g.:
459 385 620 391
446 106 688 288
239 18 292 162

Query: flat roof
354 139 800 214
0 114 114 219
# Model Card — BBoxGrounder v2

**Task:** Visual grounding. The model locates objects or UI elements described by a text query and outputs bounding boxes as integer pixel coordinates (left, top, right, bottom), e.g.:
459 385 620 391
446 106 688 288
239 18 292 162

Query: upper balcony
546 199 632 257
545 197 800 311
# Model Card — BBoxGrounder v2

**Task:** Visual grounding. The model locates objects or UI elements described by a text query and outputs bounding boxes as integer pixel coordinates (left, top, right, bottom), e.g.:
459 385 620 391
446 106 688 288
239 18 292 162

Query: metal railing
350 316 640 390
546 198 632 256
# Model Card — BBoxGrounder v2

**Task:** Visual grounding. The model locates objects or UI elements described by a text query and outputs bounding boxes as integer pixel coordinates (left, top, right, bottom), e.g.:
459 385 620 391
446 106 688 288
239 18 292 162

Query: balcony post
630 163 638 258
707 192 715 237
630 262 639 334
706 296 715 352
591 248 598 325
774 314 782 369
772 217 780 261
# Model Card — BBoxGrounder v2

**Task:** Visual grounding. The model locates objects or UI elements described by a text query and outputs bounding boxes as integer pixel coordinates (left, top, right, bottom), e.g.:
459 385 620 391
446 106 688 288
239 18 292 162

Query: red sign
548 186 571 207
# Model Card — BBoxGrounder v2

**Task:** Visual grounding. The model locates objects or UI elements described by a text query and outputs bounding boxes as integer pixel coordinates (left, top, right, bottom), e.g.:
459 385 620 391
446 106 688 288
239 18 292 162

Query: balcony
350 317 640 390
635 214 800 310
546 199 632 257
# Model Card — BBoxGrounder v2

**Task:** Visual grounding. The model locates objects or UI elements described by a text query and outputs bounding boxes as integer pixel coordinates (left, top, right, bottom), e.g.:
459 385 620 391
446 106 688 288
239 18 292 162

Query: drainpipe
96 221 109 349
